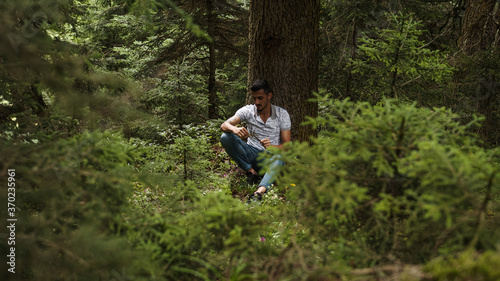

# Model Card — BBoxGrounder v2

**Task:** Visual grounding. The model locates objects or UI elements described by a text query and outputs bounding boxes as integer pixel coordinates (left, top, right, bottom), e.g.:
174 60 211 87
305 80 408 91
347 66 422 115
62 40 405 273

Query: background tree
348 13 456 103
319 0 388 101
459 0 500 54
318 0 498 146
247 0 320 142
136 0 248 120
318 0 458 102
455 0 500 146
0 0 142 141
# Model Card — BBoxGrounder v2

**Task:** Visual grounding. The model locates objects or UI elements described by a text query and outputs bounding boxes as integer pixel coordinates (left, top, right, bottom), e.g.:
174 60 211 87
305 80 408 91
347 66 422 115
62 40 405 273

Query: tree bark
459 0 500 54
345 24 357 100
458 0 500 146
206 0 218 119
248 0 319 142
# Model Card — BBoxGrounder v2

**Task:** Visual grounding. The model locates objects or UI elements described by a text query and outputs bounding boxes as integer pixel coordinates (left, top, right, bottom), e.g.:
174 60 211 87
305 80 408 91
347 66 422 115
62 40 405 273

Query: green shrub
426 250 500 281
3 103 498 280
0 131 163 281
274 97 500 266
125 183 270 281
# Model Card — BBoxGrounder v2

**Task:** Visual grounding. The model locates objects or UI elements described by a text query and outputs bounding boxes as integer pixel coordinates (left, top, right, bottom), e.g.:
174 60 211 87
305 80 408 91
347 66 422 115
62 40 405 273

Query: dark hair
250 79 272 94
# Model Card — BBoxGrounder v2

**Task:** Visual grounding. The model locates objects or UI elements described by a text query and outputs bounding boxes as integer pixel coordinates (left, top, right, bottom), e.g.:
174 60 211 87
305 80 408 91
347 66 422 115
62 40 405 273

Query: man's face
251 89 272 112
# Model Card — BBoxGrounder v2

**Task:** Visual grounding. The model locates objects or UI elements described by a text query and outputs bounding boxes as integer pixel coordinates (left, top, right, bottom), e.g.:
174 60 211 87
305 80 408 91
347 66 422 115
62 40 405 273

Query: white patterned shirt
235 104 291 150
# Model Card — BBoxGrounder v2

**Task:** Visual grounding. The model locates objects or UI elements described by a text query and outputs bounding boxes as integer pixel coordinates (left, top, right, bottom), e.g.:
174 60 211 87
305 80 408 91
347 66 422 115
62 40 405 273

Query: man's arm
221 115 250 139
260 130 291 149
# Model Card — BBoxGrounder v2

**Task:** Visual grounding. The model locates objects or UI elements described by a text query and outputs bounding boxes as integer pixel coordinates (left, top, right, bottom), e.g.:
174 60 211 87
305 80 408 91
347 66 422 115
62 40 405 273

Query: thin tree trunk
345 23 357 99
206 0 217 119
389 17 406 99
176 62 183 129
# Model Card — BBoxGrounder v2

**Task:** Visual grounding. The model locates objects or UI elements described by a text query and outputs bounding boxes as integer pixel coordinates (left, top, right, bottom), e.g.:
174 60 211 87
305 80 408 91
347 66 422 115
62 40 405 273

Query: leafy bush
426 250 500 281
0 130 165 281
128 121 231 192
274 97 500 266
3 101 498 280
125 182 272 281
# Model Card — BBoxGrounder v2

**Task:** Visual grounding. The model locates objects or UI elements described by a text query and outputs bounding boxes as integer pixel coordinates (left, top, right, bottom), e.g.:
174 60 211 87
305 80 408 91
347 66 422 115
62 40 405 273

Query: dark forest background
1 0 499 280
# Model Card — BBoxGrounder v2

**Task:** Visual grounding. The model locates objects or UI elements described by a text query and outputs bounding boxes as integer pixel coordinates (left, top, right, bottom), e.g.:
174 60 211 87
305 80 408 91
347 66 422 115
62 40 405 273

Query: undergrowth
1 98 499 281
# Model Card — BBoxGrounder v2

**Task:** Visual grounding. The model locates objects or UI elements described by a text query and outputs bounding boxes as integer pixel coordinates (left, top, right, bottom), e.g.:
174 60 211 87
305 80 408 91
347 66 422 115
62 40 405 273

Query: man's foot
246 171 261 185
246 192 262 205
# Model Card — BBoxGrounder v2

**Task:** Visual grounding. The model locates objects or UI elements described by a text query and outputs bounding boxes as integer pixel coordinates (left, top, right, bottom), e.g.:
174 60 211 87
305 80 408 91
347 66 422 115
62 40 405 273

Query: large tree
458 0 500 146
459 0 500 54
247 0 320 142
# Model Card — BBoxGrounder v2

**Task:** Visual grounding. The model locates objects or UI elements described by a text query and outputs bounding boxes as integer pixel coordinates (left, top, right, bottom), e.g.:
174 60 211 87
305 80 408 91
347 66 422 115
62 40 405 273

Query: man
220 79 291 203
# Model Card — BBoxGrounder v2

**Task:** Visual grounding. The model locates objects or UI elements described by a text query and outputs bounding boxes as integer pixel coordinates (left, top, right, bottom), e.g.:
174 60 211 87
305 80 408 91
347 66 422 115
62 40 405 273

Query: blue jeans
220 132 283 191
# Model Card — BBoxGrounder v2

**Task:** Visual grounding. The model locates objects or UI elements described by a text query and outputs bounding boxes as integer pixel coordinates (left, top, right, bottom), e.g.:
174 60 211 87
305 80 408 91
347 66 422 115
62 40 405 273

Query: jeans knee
220 132 234 147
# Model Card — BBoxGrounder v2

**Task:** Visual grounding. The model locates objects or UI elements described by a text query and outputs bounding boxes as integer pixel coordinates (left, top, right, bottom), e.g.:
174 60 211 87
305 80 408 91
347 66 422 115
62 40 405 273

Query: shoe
246 172 261 185
246 192 262 205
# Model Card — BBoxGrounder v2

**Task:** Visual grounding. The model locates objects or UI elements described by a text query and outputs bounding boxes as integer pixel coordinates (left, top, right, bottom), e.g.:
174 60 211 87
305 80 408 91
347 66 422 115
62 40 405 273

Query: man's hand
233 127 250 139
221 115 248 139
260 138 271 149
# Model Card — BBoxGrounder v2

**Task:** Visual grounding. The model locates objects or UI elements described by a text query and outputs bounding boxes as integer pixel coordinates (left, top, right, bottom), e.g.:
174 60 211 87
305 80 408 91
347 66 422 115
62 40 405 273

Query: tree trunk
459 0 500 54
248 0 320 142
206 0 218 119
457 0 500 146
345 24 357 100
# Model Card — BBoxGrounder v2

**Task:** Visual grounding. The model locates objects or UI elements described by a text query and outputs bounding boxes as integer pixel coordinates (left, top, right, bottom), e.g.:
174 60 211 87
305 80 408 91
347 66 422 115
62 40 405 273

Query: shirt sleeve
235 106 249 122
280 109 291 131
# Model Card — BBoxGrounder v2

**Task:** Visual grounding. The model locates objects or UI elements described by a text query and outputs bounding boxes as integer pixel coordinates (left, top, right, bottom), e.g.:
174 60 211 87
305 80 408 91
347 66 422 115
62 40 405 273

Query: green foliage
319 1 496 147
0 131 162 281
171 134 211 180
140 57 208 125
163 0 213 42
127 121 234 203
348 13 456 102
217 58 249 119
450 50 500 147
2 102 498 280
0 0 152 144
0 0 81 136
125 183 268 281
276 96 500 265
426 250 500 281
2 0 500 280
